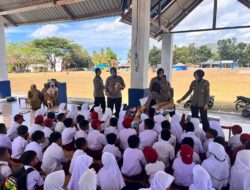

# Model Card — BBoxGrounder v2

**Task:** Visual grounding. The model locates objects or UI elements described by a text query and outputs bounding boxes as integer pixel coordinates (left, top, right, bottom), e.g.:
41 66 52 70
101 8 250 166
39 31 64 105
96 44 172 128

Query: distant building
28 64 48 73
118 60 131 69
199 60 236 69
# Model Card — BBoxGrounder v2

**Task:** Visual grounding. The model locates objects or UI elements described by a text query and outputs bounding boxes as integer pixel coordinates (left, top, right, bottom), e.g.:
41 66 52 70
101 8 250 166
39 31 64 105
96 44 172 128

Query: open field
9 68 250 111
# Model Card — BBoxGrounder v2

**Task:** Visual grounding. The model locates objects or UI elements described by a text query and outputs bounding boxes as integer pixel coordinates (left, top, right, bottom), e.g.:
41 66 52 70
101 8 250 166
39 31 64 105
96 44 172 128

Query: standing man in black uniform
93 68 106 112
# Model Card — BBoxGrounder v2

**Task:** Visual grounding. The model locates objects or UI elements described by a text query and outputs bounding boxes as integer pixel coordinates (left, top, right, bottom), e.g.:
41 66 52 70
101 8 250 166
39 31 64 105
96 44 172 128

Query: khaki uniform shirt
105 76 125 99
93 76 104 97
181 79 210 107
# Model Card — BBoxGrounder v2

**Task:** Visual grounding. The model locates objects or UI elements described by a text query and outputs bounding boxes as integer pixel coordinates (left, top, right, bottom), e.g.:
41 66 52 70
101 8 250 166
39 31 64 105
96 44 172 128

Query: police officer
93 68 106 112
105 67 125 118
177 69 210 132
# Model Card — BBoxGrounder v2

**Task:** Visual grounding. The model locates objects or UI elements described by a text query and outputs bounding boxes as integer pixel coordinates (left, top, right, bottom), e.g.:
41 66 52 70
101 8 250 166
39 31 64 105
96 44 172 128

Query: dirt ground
8 68 250 111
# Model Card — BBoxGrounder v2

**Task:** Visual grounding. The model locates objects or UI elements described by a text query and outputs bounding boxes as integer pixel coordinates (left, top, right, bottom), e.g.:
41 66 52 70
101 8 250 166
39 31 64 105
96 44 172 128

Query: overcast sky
5 0 250 63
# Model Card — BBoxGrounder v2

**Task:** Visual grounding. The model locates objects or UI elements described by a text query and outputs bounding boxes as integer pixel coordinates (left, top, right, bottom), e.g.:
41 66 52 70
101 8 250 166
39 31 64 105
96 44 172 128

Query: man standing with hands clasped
177 69 210 132
93 68 106 112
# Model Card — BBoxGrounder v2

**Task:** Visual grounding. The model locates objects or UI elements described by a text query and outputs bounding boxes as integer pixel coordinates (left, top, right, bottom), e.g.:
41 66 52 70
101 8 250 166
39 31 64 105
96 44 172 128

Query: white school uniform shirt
75 130 88 140
203 138 214 155
153 125 162 135
121 148 147 176
139 129 158 150
172 157 195 187
181 132 204 154
118 128 137 150
69 149 86 174
62 127 77 145
0 161 12 178
145 161 165 183
228 134 242 151
138 113 149 133
28 124 44 136
41 143 68 174
158 133 177 148
41 127 53 149
55 121 65 133
24 165 44 190
0 134 12 150
87 130 107 151
104 126 118 136
153 140 175 168
7 121 20 140
25 141 43 162
11 136 28 159
103 144 122 159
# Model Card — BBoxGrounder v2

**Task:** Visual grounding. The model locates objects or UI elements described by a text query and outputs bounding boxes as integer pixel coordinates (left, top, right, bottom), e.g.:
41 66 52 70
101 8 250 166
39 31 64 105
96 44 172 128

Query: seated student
181 122 204 155
158 120 176 148
98 152 125 190
44 170 65 190
55 113 66 133
75 120 89 140
177 137 201 164
143 147 165 183
139 118 158 150
62 118 77 151
41 132 68 174
69 138 87 174
104 117 118 136
25 131 45 163
231 133 250 162
79 103 90 121
203 128 218 154
121 135 147 178
172 145 195 188
66 104 78 123
209 120 225 139
214 137 231 166
153 115 166 134
139 171 174 190
47 112 56 130
78 169 97 190
170 114 184 144
190 117 206 143
138 113 149 133
11 125 29 161
58 103 67 114
42 119 53 149
0 147 12 178
153 129 175 169
202 142 230 190
29 115 44 136
228 125 242 151
0 123 12 151
103 133 121 160
76 115 85 129
68 155 93 190
118 117 137 150
7 114 25 141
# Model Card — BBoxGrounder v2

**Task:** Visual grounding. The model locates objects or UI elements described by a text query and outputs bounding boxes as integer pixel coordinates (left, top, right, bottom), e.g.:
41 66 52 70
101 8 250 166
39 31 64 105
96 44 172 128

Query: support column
0 18 11 98
129 0 151 107
161 33 173 84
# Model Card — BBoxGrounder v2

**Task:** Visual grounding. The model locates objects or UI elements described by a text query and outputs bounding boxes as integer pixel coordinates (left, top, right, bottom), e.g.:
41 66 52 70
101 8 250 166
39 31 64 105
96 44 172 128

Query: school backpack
4 167 34 190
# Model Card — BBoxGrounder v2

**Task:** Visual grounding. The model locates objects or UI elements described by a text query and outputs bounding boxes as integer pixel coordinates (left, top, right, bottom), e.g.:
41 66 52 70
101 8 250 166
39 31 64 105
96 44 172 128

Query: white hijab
58 103 66 114
67 155 93 190
154 114 165 126
98 152 125 190
44 170 65 190
150 171 174 190
67 104 78 122
118 110 126 131
190 118 206 142
78 169 97 190
244 174 250 190
202 142 230 190
101 108 113 130
35 108 47 117
80 104 90 121
230 150 250 190
190 165 214 190
170 114 184 143
209 120 225 138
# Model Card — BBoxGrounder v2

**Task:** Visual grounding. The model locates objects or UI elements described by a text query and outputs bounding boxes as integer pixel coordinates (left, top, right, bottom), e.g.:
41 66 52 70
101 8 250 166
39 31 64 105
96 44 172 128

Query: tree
106 47 117 66
217 38 237 61
149 46 161 66
91 48 118 66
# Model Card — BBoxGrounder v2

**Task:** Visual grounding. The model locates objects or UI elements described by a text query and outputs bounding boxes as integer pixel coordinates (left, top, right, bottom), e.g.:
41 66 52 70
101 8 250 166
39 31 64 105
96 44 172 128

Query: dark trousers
94 97 106 113
107 98 122 118
191 106 210 132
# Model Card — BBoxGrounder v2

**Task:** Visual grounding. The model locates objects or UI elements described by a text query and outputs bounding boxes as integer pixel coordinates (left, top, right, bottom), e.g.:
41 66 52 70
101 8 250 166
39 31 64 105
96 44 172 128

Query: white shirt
0 134 12 150
11 136 28 159
103 144 122 159
87 130 107 151
28 124 44 136
25 141 43 162
24 165 44 190
172 157 195 187
145 161 165 183
139 130 158 150
153 125 162 134
228 134 242 151
121 148 146 176
118 128 137 150
153 140 175 168
41 143 68 174
69 149 86 174
0 161 12 178
41 127 53 149
62 127 77 145
104 127 118 136
203 138 214 155
74 130 88 140
158 134 177 148
181 132 204 154
7 121 20 140
54 121 65 133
